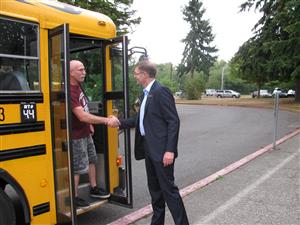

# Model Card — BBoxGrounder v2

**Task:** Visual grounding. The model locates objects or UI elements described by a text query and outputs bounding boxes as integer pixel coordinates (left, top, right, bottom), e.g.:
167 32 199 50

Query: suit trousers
143 138 189 225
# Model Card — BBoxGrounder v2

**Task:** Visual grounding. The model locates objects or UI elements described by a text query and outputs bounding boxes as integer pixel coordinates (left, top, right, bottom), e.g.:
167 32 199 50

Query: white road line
198 148 300 224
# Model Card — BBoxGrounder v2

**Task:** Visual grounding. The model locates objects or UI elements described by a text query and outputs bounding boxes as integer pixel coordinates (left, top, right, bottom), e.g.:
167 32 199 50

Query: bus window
70 41 103 102
0 17 39 91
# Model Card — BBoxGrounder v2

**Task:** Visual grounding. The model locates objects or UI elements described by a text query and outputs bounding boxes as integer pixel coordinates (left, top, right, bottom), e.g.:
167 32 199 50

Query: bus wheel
0 188 16 225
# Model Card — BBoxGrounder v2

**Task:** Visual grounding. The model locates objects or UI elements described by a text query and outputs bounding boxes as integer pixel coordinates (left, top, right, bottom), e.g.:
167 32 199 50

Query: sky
129 0 261 65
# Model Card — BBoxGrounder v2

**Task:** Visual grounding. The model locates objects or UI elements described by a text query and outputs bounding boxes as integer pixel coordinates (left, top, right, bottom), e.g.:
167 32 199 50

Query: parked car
272 88 288 98
205 89 216 96
174 91 184 98
287 89 295 97
251 89 272 98
216 90 240 98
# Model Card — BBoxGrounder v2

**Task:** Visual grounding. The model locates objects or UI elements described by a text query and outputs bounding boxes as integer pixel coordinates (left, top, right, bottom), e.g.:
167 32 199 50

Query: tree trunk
191 69 194 78
295 78 300 102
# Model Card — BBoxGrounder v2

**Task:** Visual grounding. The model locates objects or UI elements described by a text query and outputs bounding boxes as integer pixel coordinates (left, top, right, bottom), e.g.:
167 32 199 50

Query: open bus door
66 34 133 209
49 24 77 225
103 36 133 207
49 25 133 224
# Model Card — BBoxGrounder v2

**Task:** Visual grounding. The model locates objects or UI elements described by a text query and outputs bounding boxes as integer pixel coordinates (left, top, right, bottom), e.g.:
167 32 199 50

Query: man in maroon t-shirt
70 60 119 208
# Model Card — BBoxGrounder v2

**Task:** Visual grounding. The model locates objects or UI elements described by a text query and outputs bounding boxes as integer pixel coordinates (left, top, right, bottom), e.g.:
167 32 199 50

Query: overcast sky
129 0 261 65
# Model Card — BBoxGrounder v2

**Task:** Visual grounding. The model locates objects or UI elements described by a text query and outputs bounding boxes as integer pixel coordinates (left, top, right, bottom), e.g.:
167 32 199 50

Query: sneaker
90 186 110 199
75 197 90 209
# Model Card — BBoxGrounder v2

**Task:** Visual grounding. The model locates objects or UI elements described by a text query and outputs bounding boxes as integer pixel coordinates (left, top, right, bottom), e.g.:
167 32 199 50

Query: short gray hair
136 60 157 78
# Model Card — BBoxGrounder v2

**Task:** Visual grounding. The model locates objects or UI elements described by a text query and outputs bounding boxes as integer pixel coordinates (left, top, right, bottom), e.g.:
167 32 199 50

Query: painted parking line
108 128 300 225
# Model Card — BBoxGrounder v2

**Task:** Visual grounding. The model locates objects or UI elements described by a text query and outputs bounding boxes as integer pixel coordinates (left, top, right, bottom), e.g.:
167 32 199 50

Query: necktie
139 89 148 136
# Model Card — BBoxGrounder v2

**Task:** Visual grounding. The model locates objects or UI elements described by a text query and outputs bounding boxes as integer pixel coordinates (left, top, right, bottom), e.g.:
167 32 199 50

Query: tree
231 36 271 95
60 0 141 35
183 73 205 99
156 63 179 93
207 60 255 94
179 0 218 78
240 0 300 101
206 61 226 89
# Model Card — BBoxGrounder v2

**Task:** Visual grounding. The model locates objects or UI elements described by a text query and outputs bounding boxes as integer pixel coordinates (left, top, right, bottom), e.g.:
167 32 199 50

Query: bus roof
1 0 116 39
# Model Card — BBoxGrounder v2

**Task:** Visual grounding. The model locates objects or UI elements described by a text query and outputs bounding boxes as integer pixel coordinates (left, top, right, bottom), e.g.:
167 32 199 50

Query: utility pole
221 65 227 90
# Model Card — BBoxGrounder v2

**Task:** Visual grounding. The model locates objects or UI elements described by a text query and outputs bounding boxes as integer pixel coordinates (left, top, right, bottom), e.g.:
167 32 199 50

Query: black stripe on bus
0 145 46 162
33 202 50 216
0 121 45 135
0 93 43 104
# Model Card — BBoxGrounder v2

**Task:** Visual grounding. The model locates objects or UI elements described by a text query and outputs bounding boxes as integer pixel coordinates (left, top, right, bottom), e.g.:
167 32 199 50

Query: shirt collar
144 79 155 94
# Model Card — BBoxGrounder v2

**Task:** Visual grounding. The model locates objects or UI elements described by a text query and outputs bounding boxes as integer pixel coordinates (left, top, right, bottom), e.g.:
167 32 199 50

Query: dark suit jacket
120 81 180 162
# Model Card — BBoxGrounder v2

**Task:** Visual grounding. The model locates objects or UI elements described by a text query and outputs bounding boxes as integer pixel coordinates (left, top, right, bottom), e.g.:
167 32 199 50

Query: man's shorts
72 135 97 175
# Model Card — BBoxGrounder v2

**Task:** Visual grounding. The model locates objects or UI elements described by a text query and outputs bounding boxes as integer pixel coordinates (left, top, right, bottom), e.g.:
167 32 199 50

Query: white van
205 89 216 96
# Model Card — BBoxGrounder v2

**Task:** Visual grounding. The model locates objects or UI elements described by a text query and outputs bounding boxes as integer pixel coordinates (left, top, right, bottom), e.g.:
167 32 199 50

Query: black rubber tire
0 188 16 225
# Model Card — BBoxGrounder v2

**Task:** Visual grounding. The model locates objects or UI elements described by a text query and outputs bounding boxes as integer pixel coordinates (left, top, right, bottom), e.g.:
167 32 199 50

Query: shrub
183 74 205 99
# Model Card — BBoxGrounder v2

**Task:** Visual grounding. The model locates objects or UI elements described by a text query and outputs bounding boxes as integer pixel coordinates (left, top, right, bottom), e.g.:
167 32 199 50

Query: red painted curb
108 128 300 225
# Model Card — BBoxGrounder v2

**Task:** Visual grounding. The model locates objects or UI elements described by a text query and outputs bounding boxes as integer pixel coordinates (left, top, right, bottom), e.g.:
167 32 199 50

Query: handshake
106 115 120 128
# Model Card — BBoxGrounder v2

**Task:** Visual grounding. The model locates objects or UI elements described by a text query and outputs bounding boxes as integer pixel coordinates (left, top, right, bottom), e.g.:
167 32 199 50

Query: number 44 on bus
0 0 147 224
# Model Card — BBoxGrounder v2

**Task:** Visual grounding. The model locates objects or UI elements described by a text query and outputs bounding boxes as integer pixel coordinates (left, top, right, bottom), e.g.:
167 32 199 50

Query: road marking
108 128 300 225
198 148 300 224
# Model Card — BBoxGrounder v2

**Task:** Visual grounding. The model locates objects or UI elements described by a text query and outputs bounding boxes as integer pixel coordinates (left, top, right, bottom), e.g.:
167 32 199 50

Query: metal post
221 66 225 90
221 65 226 90
273 92 279 149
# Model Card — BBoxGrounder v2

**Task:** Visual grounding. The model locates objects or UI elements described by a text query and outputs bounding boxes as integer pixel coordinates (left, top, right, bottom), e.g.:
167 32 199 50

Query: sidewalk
131 132 300 225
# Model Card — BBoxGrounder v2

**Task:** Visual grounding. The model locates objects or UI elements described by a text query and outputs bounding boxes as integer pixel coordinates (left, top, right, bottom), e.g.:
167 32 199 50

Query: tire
0 189 16 225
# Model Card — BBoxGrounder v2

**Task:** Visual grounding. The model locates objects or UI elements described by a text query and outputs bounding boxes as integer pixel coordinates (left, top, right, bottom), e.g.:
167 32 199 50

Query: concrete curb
108 128 300 225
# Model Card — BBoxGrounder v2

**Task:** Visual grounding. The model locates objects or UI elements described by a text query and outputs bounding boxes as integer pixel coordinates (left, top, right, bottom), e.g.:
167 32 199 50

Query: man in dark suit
120 60 189 225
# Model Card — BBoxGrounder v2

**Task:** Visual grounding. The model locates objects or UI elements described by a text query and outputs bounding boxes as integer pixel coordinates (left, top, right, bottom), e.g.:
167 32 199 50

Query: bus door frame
48 23 77 225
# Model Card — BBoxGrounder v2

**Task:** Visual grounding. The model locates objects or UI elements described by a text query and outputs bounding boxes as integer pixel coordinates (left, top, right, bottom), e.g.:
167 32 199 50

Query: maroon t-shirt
70 85 91 139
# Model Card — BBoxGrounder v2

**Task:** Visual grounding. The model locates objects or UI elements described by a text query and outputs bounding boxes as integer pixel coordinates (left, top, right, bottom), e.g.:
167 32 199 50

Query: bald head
70 60 86 85
70 60 82 72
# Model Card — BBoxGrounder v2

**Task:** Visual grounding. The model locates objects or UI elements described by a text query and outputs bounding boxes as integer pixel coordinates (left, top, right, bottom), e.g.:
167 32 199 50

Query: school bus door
103 36 133 207
49 24 77 225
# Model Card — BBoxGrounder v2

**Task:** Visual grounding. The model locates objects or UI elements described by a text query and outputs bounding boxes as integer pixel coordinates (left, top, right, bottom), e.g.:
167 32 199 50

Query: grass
175 95 300 114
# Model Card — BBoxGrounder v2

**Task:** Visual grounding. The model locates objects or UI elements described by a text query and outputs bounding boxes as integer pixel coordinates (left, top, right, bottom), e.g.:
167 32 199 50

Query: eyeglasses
133 71 144 76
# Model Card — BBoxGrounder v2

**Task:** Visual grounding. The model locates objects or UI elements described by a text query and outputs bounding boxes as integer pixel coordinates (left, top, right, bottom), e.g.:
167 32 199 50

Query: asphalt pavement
110 128 300 225
79 105 300 225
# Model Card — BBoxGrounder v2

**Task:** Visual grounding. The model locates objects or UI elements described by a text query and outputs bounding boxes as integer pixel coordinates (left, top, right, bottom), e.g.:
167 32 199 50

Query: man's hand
107 115 120 128
163 152 174 167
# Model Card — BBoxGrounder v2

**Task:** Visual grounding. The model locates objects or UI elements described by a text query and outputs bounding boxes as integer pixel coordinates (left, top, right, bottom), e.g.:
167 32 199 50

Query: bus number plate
20 102 37 122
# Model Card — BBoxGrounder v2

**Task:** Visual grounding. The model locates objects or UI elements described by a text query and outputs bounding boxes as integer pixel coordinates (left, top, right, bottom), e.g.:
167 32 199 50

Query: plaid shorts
72 135 97 175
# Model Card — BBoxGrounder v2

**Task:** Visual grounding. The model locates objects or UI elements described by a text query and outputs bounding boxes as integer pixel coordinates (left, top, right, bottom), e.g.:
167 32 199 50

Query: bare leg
88 163 97 188
74 174 80 197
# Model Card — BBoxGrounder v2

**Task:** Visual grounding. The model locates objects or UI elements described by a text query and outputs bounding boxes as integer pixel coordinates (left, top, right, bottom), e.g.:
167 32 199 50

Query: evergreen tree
231 36 271 94
60 0 141 35
180 0 218 78
240 0 300 101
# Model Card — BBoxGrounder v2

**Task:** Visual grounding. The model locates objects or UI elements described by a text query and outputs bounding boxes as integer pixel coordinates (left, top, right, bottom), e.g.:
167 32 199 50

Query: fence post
273 93 279 149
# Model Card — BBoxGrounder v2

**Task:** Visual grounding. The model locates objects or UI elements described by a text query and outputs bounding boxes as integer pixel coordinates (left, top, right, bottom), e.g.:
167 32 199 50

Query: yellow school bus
0 0 143 224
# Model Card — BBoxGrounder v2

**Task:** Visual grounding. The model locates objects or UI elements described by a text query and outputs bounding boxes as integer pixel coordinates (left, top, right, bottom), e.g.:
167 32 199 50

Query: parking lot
78 104 300 225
